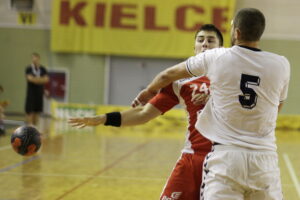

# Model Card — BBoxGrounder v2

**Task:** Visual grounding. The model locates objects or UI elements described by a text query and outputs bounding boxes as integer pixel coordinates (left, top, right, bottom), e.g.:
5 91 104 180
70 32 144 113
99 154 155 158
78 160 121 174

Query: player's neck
32 63 40 68
235 40 259 49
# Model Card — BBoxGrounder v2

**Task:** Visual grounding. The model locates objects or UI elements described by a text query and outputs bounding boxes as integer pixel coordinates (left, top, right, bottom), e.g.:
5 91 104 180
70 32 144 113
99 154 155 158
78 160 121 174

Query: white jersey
186 45 290 150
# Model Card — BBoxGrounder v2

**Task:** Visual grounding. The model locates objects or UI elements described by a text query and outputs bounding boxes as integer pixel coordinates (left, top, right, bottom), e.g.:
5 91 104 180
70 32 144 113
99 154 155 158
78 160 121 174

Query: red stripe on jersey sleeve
149 83 179 114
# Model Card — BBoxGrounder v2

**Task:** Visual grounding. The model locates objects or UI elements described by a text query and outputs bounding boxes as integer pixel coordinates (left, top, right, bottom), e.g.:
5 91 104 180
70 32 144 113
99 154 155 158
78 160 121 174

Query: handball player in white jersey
131 8 290 200
69 24 223 200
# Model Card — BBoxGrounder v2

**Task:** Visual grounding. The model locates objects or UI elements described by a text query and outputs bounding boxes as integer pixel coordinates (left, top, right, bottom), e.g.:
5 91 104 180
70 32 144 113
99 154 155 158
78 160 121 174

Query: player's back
197 46 290 150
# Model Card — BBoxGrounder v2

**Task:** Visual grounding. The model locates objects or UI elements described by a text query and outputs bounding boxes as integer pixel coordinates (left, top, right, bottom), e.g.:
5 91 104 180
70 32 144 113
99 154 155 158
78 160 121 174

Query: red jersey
149 76 212 154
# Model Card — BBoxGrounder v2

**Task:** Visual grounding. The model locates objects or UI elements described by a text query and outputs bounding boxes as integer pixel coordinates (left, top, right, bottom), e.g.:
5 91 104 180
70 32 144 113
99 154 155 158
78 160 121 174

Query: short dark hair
233 8 265 41
32 52 40 58
195 24 224 46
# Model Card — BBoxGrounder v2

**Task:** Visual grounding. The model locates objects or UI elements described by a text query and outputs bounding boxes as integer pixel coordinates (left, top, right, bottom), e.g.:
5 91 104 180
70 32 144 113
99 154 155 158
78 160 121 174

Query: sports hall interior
0 0 300 199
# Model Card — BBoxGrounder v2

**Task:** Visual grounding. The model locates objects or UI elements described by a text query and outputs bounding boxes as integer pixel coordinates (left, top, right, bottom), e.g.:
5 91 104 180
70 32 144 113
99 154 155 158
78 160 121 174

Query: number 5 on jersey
239 74 260 109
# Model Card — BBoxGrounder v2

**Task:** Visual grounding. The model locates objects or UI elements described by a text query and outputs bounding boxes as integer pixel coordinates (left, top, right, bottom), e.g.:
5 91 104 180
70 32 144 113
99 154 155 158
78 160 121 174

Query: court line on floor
4 171 297 186
0 155 40 173
283 153 300 198
55 141 150 200
1 172 166 181
0 145 11 151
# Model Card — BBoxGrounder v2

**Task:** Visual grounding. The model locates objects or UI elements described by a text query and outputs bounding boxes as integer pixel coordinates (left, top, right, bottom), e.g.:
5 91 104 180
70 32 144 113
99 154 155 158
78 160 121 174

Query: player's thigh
160 154 201 200
200 149 246 200
248 152 282 200
201 176 244 200
247 189 282 200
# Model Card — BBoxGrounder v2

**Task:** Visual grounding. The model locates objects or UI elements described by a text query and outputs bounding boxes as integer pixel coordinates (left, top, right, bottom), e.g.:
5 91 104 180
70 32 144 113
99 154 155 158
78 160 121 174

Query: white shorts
200 144 283 200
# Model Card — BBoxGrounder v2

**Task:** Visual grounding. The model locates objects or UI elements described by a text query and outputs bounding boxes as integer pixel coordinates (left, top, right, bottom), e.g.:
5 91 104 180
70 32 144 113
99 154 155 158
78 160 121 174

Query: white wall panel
237 0 300 40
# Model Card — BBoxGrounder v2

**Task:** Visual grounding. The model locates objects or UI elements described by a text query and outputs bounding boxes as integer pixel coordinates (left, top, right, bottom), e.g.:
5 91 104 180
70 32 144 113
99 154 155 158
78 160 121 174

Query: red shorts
160 152 208 200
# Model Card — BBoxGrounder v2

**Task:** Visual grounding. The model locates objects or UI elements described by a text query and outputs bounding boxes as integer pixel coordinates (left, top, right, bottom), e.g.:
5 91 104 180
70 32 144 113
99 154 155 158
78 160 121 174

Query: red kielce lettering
176 5 204 31
94 3 105 27
59 1 229 32
111 4 137 29
60 1 87 26
213 7 228 32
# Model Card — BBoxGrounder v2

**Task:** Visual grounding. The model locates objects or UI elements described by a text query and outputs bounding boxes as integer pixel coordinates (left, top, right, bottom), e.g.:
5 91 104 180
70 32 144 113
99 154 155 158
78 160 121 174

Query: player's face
32 55 40 66
194 31 220 55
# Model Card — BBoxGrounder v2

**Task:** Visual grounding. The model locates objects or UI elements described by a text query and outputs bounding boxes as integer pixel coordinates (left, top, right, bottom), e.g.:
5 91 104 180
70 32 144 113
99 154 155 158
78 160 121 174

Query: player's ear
218 41 222 48
235 28 241 40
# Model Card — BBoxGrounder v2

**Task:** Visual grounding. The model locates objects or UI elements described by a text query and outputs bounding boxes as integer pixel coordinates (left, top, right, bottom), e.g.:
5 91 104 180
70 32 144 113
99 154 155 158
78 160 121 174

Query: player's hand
27 75 39 84
191 93 210 105
131 89 157 107
68 116 105 128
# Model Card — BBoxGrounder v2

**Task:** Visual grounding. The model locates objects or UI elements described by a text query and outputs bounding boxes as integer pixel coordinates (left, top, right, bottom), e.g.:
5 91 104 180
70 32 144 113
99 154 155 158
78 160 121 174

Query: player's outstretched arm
68 103 162 128
68 115 106 128
132 62 191 107
121 103 161 126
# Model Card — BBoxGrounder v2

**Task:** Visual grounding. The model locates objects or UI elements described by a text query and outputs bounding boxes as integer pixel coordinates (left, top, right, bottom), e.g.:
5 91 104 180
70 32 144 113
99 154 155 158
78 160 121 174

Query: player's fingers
192 101 202 105
131 98 141 107
196 96 206 102
71 121 85 127
70 123 80 127
69 121 82 126
68 120 77 125
131 101 137 107
79 124 86 129
68 118 80 123
135 97 142 104
68 120 76 125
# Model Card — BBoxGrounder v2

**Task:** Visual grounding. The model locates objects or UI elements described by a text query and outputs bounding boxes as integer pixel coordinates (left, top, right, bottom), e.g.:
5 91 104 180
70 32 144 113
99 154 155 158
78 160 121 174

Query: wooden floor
0 119 300 200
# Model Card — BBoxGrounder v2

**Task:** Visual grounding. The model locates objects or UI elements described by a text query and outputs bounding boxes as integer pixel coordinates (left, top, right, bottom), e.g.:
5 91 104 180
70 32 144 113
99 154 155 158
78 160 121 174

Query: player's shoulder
190 47 229 64
262 51 290 67
40 65 47 69
40 65 48 72
175 76 199 84
203 47 229 56
262 50 287 59
174 76 209 86
25 65 32 72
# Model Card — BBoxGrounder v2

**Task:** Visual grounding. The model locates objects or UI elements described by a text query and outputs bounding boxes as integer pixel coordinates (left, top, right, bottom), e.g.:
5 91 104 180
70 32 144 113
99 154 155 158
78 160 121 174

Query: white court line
283 153 300 198
0 145 11 151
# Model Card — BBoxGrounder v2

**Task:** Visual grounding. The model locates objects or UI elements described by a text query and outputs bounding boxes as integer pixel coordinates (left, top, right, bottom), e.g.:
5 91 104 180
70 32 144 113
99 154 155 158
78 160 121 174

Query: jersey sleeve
149 83 179 114
185 47 227 77
41 66 48 76
25 66 31 75
280 57 291 102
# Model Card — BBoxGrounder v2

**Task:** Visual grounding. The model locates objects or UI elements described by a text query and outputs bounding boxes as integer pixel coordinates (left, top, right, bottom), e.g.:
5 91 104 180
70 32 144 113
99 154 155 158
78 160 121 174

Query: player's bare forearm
69 104 161 128
34 76 49 84
147 62 191 94
27 75 49 84
121 104 161 126
132 62 191 107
